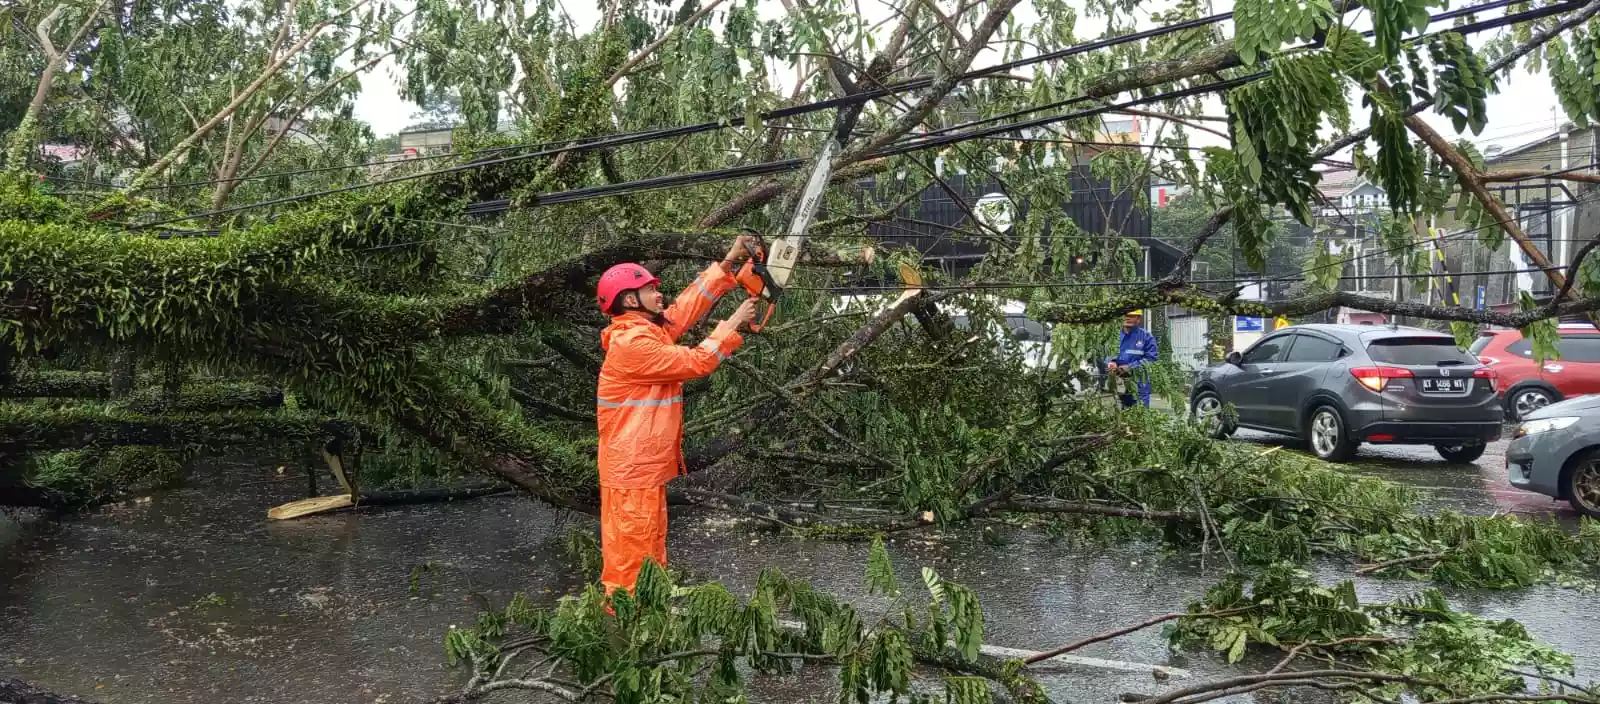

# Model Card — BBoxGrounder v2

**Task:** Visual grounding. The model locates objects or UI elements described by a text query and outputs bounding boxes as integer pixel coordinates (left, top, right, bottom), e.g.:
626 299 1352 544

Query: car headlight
1513 416 1581 438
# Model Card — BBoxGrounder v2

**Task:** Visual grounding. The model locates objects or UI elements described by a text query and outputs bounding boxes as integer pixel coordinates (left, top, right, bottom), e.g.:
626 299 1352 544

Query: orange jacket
596 263 745 489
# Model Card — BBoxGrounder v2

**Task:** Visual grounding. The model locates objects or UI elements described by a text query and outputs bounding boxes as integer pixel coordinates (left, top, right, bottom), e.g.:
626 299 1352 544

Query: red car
1470 324 1600 420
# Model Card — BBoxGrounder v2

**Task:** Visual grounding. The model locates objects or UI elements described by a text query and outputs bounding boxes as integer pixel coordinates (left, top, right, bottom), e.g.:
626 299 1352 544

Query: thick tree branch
1396 101 1565 292
116 0 373 193
1161 206 1233 283
1038 285 1600 328
0 409 353 453
1315 0 1600 161
1482 169 1600 185
214 48 401 209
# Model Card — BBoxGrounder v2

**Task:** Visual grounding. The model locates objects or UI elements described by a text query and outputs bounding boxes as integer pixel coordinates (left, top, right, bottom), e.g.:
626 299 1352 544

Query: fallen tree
6 0 1600 699
2 0 1598 570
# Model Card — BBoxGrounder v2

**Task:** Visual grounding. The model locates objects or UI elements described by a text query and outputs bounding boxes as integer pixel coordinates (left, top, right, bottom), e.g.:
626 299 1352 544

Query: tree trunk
109 348 136 399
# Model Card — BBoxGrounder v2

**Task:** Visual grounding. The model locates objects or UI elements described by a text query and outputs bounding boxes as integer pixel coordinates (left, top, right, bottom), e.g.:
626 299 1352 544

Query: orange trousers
599 484 669 596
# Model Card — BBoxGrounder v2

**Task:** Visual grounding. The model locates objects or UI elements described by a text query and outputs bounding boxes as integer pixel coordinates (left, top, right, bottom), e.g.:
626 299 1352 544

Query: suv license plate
1422 378 1467 392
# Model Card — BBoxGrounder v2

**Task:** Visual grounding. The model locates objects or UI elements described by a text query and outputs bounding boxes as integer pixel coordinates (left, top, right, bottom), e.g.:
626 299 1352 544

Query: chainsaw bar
762 95 865 293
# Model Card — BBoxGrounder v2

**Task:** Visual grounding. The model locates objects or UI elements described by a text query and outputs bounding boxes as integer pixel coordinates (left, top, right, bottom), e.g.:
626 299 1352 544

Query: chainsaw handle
735 257 766 298
744 299 776 333
732 231 780 332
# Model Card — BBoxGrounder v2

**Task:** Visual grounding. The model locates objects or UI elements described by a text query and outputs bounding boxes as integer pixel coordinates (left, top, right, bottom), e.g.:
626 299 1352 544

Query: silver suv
1189 324 1503 462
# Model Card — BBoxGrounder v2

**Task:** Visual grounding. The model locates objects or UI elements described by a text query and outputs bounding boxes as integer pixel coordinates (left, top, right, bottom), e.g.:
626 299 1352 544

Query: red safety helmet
596 262 659 314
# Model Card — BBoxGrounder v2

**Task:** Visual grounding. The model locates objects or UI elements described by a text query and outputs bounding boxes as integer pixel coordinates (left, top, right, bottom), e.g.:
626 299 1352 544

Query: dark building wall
850 166 1150 280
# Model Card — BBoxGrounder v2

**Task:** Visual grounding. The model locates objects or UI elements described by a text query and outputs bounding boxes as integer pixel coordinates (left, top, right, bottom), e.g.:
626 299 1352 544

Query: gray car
1189 324 1503 463
1505 393 1600 518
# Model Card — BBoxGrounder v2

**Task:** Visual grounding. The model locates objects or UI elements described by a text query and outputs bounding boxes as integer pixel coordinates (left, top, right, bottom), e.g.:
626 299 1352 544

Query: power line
461 73 1271 217
435 1 1589 217
128 11 1242 229
1272 184 1600 285
128 0 1547 229
793 266 1571 293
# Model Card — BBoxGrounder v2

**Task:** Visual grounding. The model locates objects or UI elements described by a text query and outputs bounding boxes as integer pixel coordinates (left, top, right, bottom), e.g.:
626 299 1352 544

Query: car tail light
1474 367 1497 392
1350 366 1413 392
1477 355 1499 366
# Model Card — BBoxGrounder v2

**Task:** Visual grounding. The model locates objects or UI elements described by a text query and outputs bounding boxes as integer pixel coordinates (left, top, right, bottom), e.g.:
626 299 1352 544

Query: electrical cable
126 11 1240 229
783 266 1572 292
915 0 1550 141
120 0 1574 231
460 73 1270 217
436 1 1595 218
1256 183 1600 286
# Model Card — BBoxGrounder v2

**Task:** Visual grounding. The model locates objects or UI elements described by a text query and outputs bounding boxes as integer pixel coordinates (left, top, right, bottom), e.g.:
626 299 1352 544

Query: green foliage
1227 51 1348 222
438 544 1021 703
1548 32 1600 129
0 175 80 224
122 381 284 414
19 445 184 506
867 535 899 596
1520 298 1563 364
1231 0 1335 65
1368 0 1448 61
1366 91 1425 214
1170 565 1372 663
1172 566 1583 701
1429 32 1497 135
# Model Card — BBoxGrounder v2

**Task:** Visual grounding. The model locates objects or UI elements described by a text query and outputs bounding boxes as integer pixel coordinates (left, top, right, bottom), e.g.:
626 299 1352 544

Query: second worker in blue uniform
1106 310 1158 408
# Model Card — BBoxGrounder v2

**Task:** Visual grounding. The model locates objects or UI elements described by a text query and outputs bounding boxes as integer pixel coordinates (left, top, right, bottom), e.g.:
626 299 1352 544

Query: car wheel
1434 442 1487 464
1564 449 1600 519
1306 406 1356 462
1507 386 1558 421
1190 391 1233 439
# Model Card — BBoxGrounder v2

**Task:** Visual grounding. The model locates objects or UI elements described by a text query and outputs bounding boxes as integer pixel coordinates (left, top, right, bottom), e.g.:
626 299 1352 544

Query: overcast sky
348 0 1574 161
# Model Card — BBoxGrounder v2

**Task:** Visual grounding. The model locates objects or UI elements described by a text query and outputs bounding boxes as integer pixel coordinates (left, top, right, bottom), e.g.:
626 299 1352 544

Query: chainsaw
734 78 865 332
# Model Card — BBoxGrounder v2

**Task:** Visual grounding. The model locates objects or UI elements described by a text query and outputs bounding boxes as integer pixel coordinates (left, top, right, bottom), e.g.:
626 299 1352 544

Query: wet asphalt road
1227 426 1591 525
1 444 1595 704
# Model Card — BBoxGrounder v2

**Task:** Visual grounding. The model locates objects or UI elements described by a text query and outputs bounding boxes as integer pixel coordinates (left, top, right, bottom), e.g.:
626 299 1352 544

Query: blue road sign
1235 316 1264 333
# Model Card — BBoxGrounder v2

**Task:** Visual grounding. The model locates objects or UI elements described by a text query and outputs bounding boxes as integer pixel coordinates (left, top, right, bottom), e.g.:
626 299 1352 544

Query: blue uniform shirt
1111 326 1159 370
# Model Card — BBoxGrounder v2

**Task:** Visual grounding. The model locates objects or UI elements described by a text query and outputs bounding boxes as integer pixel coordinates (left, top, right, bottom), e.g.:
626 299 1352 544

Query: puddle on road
3 458 1596 704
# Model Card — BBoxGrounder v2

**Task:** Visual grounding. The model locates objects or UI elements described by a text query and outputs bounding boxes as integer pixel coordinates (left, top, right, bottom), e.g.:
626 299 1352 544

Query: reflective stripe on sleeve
698 338 728 360
596 395 685 409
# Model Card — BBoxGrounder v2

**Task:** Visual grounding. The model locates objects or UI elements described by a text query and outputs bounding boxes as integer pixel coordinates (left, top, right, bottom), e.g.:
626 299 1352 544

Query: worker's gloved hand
728 297 760 330
722 234 760 271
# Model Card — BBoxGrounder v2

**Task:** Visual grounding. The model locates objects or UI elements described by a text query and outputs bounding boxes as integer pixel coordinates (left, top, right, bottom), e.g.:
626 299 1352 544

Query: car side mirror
1226 351 1243 366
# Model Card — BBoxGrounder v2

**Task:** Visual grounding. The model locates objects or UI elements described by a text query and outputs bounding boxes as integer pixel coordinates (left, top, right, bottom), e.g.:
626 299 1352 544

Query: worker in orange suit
592 235 760 601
